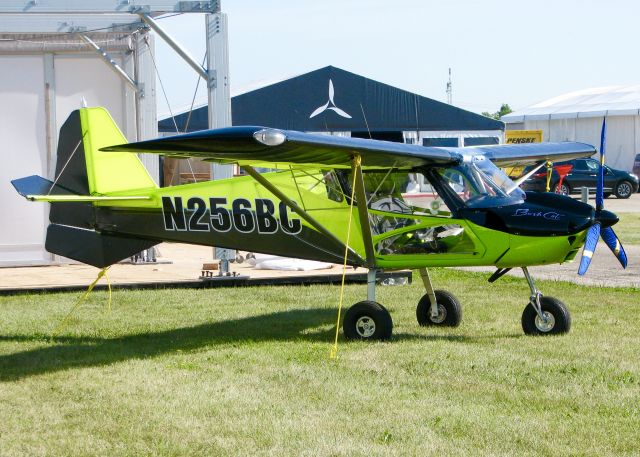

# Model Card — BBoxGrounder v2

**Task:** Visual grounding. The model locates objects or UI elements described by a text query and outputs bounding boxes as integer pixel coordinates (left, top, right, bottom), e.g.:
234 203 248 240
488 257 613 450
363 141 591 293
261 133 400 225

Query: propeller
578 118 628 275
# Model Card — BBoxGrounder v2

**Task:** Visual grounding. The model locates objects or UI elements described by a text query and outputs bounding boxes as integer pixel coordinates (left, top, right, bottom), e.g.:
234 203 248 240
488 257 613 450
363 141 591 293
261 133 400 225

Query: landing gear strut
342 270 393 341
342 268 463 341
520 267 571 335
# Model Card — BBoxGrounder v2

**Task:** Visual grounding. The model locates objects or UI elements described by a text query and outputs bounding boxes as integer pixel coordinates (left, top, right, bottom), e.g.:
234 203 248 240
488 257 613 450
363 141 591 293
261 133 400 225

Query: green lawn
1 269 639 456
614 212 640 246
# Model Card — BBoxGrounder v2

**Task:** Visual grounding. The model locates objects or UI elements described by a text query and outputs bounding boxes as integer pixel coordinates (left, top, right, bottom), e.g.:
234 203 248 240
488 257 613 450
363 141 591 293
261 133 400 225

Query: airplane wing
468 142 596 167
102 126 461 169
104 126 596 170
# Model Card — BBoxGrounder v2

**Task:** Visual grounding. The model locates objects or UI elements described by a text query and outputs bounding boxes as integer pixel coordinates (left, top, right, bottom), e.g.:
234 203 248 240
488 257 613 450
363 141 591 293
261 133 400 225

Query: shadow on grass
0 308 523 382
0 308 336 382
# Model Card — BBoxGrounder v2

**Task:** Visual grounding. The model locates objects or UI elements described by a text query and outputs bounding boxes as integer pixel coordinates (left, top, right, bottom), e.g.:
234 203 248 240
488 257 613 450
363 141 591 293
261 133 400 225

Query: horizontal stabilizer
46 224 157 268
11 175 150 202
27 195 150 203
11 175 76 198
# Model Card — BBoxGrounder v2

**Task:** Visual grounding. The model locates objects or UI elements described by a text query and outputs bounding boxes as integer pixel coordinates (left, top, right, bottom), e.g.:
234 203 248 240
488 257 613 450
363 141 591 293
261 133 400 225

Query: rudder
46 107 158 267
79 107 157 195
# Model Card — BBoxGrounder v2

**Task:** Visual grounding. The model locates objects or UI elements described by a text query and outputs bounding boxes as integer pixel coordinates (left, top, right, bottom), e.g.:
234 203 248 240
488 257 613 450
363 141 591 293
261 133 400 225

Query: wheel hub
534 311 555 332
355 316 376 338
430 304 447 324
618 182 631 197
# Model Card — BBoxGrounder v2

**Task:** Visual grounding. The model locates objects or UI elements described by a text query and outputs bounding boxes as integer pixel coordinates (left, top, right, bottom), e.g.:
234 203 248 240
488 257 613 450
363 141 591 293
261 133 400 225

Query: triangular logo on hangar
309 79 352 119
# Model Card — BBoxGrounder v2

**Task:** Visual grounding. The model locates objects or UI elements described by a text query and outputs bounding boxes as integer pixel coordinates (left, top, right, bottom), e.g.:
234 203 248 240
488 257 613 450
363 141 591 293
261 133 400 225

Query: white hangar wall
508 116 639 171
0 40 157 266
503 85 640 171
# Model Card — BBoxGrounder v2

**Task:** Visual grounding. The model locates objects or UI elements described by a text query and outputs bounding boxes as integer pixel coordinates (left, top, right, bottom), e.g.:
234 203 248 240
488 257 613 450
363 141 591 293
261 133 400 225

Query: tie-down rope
330 155 361 359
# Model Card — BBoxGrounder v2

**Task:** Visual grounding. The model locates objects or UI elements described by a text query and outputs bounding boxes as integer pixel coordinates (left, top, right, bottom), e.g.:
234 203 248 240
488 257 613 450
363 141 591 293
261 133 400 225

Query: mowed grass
614 212 640 246
0 269 639 456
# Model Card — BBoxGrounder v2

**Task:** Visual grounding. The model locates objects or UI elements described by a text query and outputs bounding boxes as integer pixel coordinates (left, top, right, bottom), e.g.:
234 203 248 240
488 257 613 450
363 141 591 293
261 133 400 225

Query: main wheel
343 301 393 341
416 290 462 327
614 180 633 199
521 296 571 335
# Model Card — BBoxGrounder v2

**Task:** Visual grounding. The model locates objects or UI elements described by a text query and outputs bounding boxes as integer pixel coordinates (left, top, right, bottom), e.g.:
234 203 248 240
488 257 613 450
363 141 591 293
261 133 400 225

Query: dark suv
521 158 639 198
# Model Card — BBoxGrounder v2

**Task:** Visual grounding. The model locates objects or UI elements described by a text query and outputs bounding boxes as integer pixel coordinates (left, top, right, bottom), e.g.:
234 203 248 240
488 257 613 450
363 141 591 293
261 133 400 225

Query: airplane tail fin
11 107 158 267
52 107 158 199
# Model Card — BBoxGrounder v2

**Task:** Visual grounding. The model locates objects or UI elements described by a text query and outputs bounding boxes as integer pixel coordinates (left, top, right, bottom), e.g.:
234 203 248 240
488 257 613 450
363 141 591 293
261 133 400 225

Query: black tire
603 192 612 199
416 290 462 327
343 301 393 341
614 180 633 199
521 296 571 335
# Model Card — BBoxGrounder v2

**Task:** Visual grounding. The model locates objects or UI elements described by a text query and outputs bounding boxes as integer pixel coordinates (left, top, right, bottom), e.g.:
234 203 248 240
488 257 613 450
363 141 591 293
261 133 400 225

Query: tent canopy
159 66 504 134
503 85 640 122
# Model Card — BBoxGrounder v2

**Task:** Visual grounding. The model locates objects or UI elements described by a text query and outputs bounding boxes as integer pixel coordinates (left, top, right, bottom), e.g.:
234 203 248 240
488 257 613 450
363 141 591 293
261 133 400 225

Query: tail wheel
521 296 571 335
343 301 393 341
416 290 462 327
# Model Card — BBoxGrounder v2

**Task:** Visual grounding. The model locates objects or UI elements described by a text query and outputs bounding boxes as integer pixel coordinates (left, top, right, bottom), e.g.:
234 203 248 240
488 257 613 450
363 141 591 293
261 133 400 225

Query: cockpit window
435 155 525 208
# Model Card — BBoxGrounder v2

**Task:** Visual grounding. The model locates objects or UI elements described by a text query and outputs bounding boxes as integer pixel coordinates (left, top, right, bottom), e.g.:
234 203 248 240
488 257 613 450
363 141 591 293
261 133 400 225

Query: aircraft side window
359 170 451 217
320 170 344 203
440 168 483 202
290 169 345 205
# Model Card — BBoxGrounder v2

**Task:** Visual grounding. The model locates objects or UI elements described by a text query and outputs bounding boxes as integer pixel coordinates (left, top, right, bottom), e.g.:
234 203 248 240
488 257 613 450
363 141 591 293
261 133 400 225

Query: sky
153 0 640 119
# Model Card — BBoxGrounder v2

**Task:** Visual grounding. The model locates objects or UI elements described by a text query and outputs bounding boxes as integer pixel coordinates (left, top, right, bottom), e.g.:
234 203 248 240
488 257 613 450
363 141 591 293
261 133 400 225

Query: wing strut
242 165 364 264
351 155 377 269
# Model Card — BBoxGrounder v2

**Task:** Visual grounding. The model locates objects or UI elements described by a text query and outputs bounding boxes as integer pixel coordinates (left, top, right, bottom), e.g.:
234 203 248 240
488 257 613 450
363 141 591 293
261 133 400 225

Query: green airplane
12 107 628 340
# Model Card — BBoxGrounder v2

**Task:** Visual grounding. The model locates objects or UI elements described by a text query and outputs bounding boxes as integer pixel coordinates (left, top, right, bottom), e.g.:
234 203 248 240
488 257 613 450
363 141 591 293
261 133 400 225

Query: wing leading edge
103 126 596 169
470 142 597 167
102 127 461 169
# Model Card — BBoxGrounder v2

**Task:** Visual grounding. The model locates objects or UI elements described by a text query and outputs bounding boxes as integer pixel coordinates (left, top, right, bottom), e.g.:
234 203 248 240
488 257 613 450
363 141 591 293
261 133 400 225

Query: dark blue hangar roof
158 66 504 134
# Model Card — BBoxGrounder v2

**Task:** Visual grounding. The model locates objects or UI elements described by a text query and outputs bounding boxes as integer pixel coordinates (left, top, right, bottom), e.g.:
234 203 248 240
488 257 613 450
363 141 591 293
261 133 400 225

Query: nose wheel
521 296 571 335
520 267 571 335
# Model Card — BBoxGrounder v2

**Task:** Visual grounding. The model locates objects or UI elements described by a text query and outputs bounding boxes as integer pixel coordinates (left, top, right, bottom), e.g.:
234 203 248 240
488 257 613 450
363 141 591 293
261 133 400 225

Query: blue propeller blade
601 226 628 269
596 118 606 211
578 223 601 276
579 119 630 276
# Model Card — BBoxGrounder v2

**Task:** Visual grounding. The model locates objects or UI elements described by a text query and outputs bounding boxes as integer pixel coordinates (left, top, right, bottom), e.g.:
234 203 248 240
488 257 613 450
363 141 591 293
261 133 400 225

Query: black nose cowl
596 209 619 228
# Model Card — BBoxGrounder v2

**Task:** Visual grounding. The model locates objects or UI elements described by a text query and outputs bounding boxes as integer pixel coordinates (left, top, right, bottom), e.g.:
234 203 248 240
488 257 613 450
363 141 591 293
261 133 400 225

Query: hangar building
159 66 504 184
502 85 640 171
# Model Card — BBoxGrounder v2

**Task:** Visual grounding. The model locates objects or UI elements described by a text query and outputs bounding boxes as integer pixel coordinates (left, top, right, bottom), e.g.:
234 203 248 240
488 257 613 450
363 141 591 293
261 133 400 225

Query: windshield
436 155 525 208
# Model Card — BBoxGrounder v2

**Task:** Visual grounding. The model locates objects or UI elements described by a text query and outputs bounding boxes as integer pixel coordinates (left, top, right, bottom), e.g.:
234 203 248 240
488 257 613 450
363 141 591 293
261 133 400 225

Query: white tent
502 85 640 171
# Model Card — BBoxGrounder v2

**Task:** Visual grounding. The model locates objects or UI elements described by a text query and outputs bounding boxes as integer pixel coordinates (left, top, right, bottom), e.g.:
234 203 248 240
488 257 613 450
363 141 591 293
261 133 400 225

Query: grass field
615 212 640 246
1 269 639 456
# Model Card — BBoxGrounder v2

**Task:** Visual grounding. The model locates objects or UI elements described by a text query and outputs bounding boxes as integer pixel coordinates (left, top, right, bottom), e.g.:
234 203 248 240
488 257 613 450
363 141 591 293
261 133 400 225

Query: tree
482 103 513 120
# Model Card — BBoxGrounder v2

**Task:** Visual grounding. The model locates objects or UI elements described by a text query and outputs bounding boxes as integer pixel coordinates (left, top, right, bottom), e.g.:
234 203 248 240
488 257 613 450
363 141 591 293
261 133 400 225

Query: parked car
633 154 640 184
521 158 639 199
